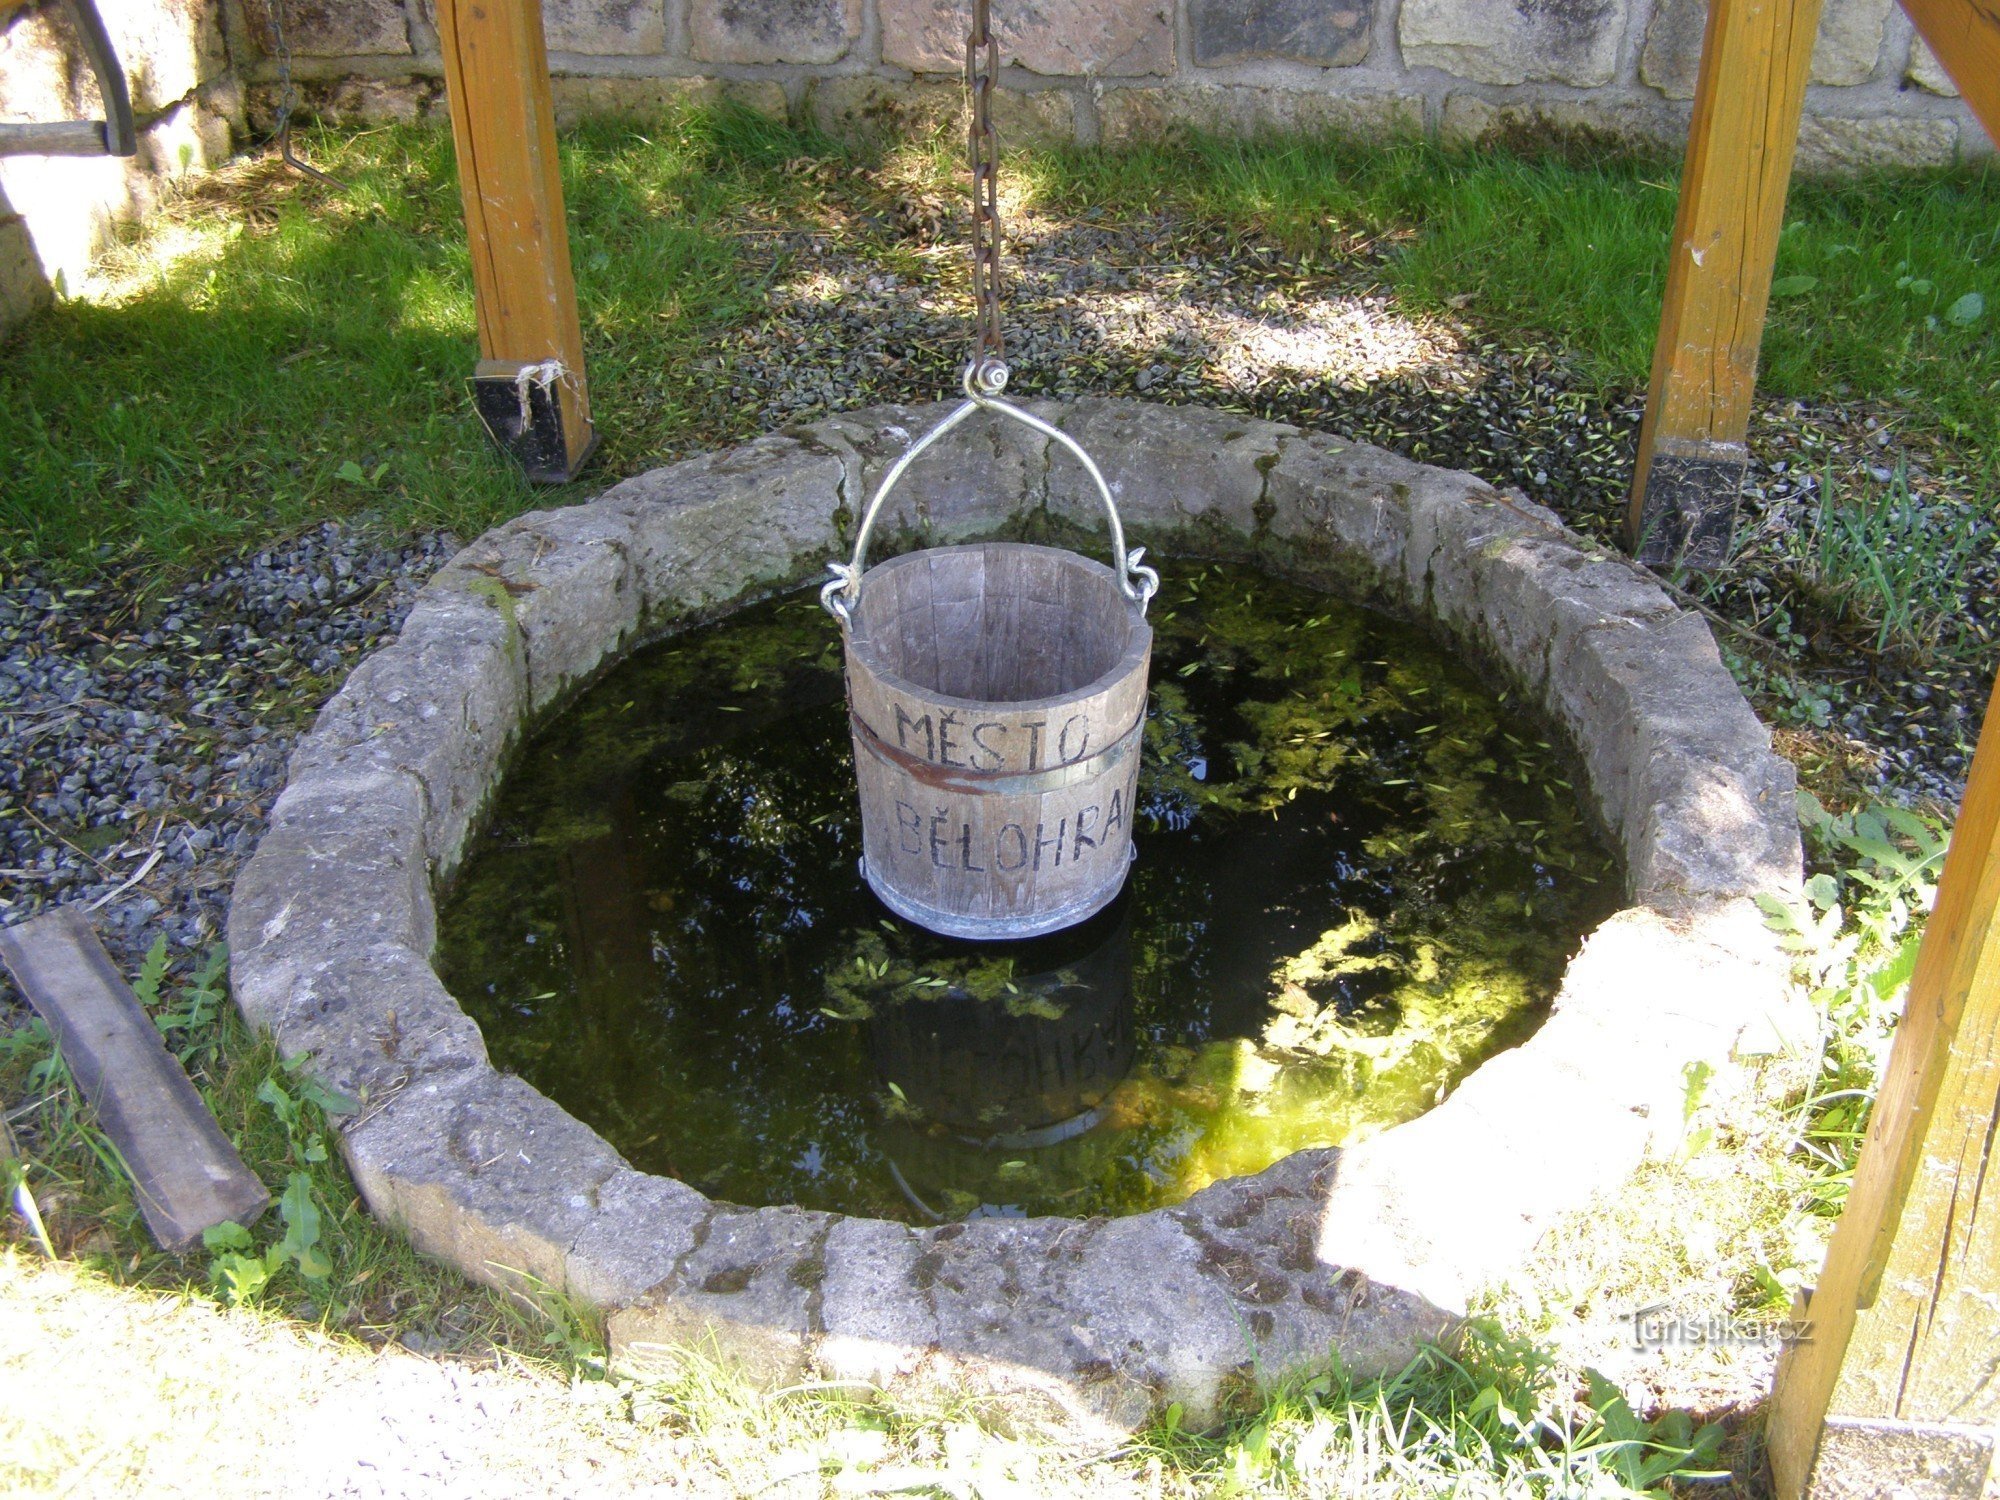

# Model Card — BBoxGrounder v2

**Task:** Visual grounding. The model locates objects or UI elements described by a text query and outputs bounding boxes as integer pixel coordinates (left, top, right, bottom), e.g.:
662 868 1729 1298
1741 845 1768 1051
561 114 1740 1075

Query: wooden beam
1768 669 2000 1499
0 908 270 1253
434 0 597 483
1626 0 1823 567
1901 0 2000 144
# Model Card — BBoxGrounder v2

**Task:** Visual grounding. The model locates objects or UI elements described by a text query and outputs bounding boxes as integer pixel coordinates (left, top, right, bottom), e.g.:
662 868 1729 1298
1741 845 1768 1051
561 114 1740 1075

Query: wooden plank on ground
1900 0 2000 144
1625 0 1824 567
434 0 596 482
1767 668 2000 1499
0 908 268 1252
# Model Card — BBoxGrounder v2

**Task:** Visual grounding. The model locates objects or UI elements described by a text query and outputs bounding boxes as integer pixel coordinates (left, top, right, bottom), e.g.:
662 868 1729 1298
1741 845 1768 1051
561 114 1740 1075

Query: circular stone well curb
228 399 1805 1435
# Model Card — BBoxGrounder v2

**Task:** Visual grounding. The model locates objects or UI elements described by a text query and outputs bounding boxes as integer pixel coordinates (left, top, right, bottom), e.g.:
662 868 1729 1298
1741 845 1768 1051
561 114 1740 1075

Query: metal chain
964 0 1006 393
267 0 347 188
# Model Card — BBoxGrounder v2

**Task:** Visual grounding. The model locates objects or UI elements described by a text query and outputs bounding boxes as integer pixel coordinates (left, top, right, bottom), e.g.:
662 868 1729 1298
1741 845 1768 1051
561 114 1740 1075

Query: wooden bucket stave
824 385 1159 940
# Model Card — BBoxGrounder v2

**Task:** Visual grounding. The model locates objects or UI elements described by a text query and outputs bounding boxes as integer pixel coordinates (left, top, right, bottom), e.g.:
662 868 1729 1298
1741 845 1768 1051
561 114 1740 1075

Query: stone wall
248 0 1986 168
0 0 244 334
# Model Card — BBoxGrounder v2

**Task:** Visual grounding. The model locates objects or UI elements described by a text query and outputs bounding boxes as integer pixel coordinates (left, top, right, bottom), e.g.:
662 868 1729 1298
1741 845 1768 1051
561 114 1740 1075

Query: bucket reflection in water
835 896 1137 1217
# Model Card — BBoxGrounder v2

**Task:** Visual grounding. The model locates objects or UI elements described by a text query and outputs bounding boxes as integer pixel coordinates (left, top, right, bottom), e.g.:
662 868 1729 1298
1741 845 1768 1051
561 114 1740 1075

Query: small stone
1905 36 1959 96
880 0 1174 77
689 0 861 65
1187 0 1371 67
1399 0 1626 87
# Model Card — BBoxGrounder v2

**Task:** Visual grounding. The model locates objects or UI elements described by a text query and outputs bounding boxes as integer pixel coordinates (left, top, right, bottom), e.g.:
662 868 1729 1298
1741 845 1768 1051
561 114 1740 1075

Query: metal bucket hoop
823 368 1160 940
820 367 1160 626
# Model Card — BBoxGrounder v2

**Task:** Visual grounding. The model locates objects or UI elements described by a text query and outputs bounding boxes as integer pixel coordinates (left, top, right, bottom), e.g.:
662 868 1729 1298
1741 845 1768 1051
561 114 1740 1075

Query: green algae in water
436 562 1620 1223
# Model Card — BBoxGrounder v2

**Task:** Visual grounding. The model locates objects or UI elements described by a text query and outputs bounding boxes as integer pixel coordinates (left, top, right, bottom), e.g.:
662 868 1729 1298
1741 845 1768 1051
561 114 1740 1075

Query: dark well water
437 562 1619 1223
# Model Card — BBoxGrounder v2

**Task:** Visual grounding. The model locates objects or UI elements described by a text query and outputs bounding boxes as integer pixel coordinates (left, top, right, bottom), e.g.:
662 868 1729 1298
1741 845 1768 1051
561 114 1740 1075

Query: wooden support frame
1767 671 2000 1499
1625 0 1824 567
1900 0 2000 140
434 0 597 482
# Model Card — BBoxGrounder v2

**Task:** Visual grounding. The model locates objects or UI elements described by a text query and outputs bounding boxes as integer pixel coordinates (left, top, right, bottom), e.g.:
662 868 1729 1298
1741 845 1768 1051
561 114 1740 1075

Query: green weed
0 944 599 1369
1760 790 1949 1217
1784 462 1989 656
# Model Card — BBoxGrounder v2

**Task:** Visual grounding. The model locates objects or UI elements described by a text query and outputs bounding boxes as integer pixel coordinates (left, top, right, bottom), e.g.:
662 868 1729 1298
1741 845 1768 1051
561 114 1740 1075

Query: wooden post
1767 669 2000 1499
1625 0 1823 567
0 908 270 1252
434 0 597 482
1899 0 2000 143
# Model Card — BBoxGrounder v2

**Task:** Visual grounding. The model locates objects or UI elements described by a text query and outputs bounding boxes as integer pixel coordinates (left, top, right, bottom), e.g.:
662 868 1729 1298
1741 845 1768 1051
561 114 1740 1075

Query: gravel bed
2 194 1988 1014
0 528 455 1005
702 200 1991 803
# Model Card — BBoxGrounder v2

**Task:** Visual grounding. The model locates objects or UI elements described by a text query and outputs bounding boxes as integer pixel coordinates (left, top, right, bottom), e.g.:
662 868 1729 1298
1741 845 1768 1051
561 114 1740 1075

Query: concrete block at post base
1906 37 1959 96
689 0 860 65
1187 0 1372 68
880 0 1173 77
1400 0 1627 87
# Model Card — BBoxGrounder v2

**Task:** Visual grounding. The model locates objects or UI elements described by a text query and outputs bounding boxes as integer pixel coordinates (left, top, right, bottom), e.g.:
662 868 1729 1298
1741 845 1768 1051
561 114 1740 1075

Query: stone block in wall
1439 93 1685 153
550 74 787 127
543 0 667 55
1399 0 1626 87
881 0 1173 77
1640 0 1893 97
1187 0 1370 67
241 0 411 57
106 0 229 114
1794 113 1957 172
690 0 860 64
247 74 444 130
1906 36 1959 96
0 6 82 124
1098 85 1421 145
806 75 1078 146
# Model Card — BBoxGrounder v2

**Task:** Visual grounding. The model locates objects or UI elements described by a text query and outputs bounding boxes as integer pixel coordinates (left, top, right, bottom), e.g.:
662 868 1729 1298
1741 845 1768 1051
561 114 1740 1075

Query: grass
1780 460 1989 657
0 784 1952 1496
0 107 1982 1492
1029 133 2000 445
0 944 598 1369
0 107 816 576
2 112 1995 585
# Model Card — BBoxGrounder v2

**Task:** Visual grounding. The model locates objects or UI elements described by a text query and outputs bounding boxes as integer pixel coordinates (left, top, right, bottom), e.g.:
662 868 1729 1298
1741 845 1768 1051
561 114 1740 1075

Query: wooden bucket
823 387 1159 939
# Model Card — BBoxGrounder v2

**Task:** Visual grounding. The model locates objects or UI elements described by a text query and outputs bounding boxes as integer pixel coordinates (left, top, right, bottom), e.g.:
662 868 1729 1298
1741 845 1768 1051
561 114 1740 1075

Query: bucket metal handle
820 364 1161 625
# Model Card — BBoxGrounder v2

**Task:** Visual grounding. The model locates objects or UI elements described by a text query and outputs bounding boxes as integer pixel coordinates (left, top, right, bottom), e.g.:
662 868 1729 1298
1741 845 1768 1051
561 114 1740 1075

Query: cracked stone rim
228 398 1804 1437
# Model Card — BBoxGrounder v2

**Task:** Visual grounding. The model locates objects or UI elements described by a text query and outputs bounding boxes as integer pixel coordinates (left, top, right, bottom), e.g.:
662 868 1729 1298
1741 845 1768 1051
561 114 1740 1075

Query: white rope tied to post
512 358 592 433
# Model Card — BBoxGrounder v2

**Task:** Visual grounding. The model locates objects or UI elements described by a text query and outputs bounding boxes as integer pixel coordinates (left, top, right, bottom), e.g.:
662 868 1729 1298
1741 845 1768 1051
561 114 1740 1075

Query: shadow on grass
0 106 831 581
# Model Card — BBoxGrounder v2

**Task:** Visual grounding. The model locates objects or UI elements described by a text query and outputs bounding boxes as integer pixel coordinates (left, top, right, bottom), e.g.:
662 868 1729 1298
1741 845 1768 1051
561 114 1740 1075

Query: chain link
964 0 1005 382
